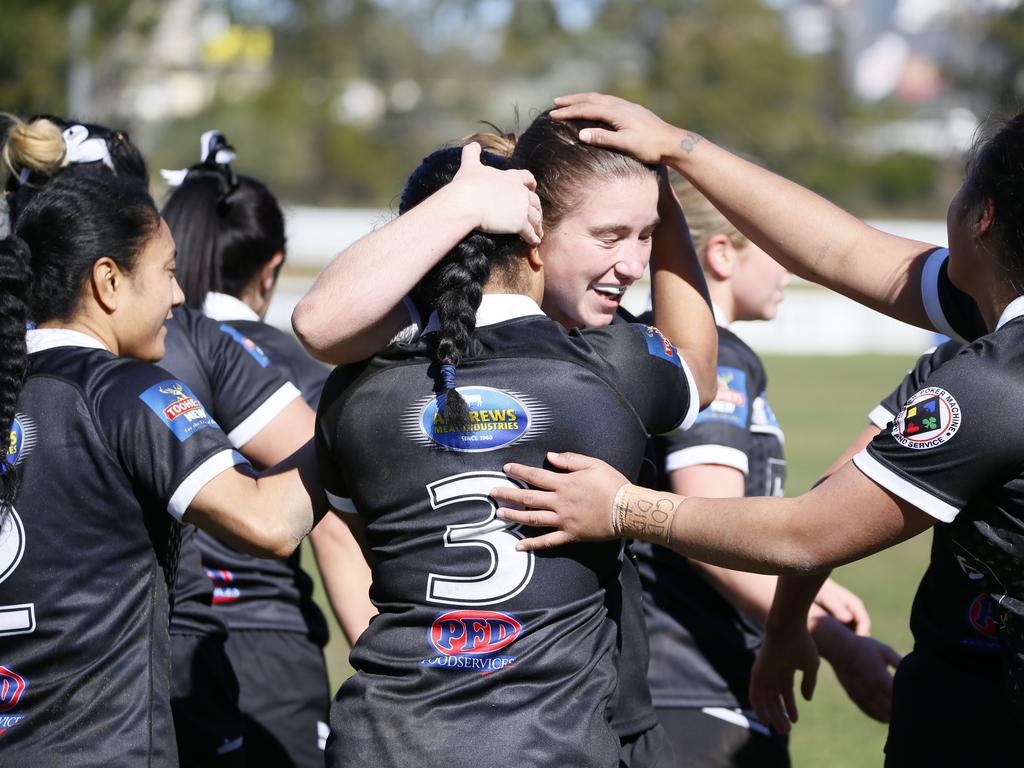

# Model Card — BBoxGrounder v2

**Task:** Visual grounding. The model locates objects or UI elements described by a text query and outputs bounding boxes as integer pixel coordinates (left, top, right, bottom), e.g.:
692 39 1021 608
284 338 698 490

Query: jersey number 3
426 472 535 607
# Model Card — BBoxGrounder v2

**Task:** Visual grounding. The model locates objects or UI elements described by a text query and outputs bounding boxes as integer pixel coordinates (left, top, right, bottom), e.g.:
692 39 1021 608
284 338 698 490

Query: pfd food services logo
420 609 522 673
892 387 961 450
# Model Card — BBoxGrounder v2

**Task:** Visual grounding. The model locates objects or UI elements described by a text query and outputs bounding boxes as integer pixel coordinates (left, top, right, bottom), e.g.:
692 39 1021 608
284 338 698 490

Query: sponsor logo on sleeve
139 380 219 442
205 569 241 604
694 366 748 429
0 665 27 734
219 324 271 368
3 415 36 472
641 325 682 368
967 593 999 638
892 387 961 450
420 610 522 674
401 387 550 453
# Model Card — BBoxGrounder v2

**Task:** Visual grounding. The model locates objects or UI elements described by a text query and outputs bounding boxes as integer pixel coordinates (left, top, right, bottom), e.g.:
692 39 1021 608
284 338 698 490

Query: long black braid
0 236 31 524
398 146 525 432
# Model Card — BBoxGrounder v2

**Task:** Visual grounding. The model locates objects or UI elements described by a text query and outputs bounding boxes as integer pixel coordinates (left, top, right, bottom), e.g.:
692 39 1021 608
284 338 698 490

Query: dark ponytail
0 237 32 522
162 132 286 309
399 146 525 431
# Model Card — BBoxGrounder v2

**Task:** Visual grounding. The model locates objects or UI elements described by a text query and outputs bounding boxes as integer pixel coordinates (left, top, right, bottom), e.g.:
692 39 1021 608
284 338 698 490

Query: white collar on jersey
202 292 261 323
26 328 109 354
996 294 1024 331
711 302 728 328
422 294 546 335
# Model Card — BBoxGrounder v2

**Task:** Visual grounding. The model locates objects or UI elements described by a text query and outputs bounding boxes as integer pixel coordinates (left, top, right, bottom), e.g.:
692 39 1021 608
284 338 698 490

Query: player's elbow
292 296 345 363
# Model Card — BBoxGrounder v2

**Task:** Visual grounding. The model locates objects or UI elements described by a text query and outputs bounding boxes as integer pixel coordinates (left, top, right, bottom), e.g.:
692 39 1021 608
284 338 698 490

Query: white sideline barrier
266 211 950 355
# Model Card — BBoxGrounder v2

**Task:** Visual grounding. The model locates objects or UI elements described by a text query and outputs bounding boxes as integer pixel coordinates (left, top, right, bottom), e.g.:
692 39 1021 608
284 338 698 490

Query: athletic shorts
654 707 789 768
170 633 246 767
619 721 676 768
885 650 1015 766
224 630 330 768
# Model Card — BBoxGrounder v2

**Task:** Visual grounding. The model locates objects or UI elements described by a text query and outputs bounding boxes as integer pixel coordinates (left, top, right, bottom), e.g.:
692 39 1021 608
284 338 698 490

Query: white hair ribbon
200 130 236 165
62 125 114 172
160 129 235 187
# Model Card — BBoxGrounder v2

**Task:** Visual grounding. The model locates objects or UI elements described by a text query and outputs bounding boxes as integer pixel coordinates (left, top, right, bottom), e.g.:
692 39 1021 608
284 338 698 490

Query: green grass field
304 353 930 767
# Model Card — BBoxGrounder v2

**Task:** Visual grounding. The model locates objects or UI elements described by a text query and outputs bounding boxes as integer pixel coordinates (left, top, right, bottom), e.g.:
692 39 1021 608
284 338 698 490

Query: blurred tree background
3 0 1022 212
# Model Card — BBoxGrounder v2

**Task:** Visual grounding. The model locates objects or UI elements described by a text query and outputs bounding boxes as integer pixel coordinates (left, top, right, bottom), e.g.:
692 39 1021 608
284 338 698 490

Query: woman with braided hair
314 142 710 767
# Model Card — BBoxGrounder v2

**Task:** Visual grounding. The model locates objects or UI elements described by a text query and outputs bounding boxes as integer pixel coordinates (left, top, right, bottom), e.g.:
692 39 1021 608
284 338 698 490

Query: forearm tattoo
612 485 679 545
679 131 704 154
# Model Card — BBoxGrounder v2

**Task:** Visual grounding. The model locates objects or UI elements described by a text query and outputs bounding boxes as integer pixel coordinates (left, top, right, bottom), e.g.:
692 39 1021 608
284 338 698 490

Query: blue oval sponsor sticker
420 386 529 452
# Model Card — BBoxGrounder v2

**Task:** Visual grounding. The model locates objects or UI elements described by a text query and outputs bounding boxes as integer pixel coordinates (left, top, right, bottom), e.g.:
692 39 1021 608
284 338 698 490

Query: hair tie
62 125 115 172
440 363 457 391
159 129 239 202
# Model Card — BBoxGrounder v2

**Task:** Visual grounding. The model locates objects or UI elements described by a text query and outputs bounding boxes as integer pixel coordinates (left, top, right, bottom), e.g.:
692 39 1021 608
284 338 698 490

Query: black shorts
224 629 330 768
618 721 676 768
885 650 1015 766
654 707 789 768
170 633 246 767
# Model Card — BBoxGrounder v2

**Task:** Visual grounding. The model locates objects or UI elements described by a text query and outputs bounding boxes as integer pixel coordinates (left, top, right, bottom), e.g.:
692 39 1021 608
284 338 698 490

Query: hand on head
450 142 543 246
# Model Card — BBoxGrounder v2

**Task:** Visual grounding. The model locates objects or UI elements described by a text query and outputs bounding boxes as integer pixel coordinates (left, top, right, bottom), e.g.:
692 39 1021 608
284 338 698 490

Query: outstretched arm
293 142 543 363
491 452 935 573
549 93 940 330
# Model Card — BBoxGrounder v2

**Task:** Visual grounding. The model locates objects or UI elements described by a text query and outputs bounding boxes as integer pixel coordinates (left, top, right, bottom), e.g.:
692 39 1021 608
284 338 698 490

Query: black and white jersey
919 248 988 343
855 295 1024 710
869 341 1005 669
316 295 698 768
161 305 301 637
0 329 247 765
194 293 329 642
636 325 786 709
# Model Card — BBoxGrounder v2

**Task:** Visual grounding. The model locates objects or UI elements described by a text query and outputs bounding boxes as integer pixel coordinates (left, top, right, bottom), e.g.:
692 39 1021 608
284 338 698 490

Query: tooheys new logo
401 386 552 452
420 610 522 673
893 386 961 450
139 379 219 442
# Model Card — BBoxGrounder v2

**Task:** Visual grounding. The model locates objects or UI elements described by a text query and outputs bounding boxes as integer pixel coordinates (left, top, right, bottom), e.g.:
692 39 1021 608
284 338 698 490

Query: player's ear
975 196 995 239
90 256 123 313
526 244 543 272
261 251 285 294
704 233 735 281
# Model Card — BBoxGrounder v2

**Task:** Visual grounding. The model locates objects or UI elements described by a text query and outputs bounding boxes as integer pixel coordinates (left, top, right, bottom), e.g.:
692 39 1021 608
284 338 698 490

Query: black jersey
636 325 786 709
194 294 330 641
0 329 247 766
856 285 1024 711
316 295 697 768
161 306 301 637
607 309 702 739
870 341 1006 671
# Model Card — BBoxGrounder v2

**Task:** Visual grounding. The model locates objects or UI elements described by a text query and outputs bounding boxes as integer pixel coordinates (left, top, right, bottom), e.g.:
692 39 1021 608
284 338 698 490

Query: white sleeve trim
868 404 895 430
227 382 301 448
665 444 749 475
168 449 248 521
677 357 701 431
325 490 356 513
852 449 959 523
920 248 965 341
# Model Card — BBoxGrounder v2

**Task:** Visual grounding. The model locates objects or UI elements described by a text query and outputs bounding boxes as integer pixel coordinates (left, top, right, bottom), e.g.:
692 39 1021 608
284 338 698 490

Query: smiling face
114 219 184 361
538 172 659 329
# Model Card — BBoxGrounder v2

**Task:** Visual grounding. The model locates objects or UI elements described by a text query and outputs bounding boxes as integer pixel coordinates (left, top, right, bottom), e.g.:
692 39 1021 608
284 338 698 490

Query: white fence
266 209 949 355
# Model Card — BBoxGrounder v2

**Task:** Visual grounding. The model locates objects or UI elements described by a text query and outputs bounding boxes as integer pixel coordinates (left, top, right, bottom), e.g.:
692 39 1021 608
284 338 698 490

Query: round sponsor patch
419 386 529 452
892 386 961 450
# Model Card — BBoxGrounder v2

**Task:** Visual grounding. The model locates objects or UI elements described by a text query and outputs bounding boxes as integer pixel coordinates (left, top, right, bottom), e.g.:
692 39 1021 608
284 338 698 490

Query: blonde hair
458 129 516 159
672 173 747 261
1 115 69 189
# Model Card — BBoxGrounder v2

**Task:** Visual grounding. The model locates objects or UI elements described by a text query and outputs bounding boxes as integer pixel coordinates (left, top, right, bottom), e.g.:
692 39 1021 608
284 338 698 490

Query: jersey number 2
426 471 535 606
0 509 36 636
